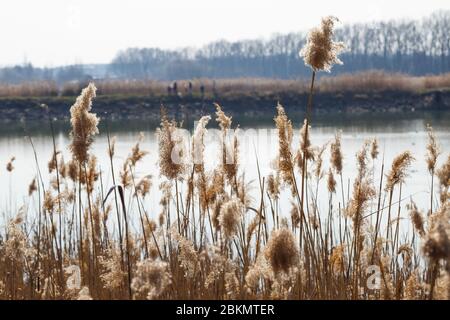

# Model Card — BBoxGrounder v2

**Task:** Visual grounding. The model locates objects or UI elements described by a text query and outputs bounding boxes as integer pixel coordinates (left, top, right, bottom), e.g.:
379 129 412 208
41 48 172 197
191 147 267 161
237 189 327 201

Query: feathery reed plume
128 132 148 167
120 159 132 188
265 227 299 274
327 168 336 193
223 130 239 184
135 175 152 197
215 104 239 188
84 155 99 194
300 16 345 72
67 159 79 182
314 143 328 179
422 204 450 262
176 236 198 278
330 131 343 174
219 198 244 240
274 104 294 186
6 156 15 172
385 151 415 191
43 190 55 212
290 202 301 228
245 255 272 292
347 143 375 297
192 115 211 171
370 138 379 160
298 16 344 232
267 173 281 200
346 156 375 223
157 115 186 180
433 273 450 300
48 150 60 173
433 272 450 300
426 124 440 174
28 178 37 196
330 245 345 273
436 154 450 204
408 202 425 237
215 103 232 132
404 271 421 300
426 124 440 214
99 249 126 290
384 151 414 251
69 83 99 164
131 259 171 300
299 119 314 163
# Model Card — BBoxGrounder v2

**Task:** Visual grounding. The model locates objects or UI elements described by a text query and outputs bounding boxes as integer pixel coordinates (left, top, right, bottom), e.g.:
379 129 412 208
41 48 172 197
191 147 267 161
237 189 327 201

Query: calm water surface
0 111 449 233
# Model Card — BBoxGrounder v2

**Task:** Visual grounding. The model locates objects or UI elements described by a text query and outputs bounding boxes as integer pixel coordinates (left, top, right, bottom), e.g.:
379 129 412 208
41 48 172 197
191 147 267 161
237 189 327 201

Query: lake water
0 111 449 234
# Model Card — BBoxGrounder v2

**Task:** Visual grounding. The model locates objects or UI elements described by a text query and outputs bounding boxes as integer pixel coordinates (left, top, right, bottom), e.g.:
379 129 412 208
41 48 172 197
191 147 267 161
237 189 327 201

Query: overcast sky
1 0 449 67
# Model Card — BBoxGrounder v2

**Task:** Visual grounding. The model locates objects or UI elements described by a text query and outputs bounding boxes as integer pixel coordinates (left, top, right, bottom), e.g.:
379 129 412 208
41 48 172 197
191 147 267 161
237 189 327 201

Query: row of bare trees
1 11 449 84
110 11 450 79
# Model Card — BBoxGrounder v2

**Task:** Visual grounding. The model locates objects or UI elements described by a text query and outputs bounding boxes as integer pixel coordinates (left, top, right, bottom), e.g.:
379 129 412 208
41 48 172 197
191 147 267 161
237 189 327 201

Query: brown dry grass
0 84 448 300
1 71 450 98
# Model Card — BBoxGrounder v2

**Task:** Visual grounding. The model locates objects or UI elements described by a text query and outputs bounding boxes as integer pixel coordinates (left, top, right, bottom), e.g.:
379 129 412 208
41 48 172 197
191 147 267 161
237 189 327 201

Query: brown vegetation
1 71 450 99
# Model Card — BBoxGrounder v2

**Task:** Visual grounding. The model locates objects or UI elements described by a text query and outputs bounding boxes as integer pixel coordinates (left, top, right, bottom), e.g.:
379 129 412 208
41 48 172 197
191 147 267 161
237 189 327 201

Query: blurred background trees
1 11 449 84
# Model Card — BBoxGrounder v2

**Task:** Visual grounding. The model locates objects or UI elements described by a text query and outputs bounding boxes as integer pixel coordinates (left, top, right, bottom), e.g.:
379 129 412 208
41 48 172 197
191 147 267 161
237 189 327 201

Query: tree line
1 11 449 84
110 11 450 80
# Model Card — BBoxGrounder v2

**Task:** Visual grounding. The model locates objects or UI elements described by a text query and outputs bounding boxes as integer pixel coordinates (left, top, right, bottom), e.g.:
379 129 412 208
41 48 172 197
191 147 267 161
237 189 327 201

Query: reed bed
1 72 450 98
0 17 449 301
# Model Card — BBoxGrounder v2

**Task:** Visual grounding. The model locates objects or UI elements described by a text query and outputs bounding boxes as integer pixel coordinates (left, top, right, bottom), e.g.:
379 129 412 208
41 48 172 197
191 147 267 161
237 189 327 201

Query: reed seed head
69 83 99 164
330 131 343 174
265 228 299 274
370 138 379 160
219 198 244 240
215 103 232 132
426 124 440 173
385 151 415 191
408 202 425 237
300 16 345 72
274 104 294 186
131 259 171 300
6 156 15 172
157 116 186 180
28 178 37 196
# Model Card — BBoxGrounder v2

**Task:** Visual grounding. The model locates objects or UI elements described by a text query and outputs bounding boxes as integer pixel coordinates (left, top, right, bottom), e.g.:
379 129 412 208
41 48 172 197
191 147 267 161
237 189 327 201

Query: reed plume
219 198 244 240
385 151 415 191
436 154 450 204
274 104 294 187
408 202 425 237
330 132 343 174
300 16 345 72
265 228 299 274
69 83 99 164
131 259 171 299
192 115 211 171
157 115 186 180
6 157 15 172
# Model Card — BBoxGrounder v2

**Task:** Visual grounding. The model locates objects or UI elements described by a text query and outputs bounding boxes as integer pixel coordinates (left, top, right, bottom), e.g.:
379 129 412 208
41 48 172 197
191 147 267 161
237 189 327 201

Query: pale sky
1 0 449 67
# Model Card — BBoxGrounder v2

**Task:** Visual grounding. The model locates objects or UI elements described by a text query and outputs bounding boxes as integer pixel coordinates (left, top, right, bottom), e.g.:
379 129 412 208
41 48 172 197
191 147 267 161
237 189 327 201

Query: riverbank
0 89 448 123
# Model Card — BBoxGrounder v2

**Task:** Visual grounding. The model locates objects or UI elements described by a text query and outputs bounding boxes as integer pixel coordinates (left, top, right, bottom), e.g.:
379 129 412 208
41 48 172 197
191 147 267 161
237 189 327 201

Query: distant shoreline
0 89 448 123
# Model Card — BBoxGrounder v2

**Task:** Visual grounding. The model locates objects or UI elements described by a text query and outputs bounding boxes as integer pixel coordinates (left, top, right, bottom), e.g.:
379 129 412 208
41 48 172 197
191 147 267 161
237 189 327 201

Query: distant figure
167 85 172 96
200 84 205 98
188 81 193 96
173 81 178 95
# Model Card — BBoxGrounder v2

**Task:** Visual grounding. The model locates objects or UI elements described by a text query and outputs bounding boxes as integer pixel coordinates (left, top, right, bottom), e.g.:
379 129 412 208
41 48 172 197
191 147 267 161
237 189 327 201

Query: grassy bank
1 71 450 98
